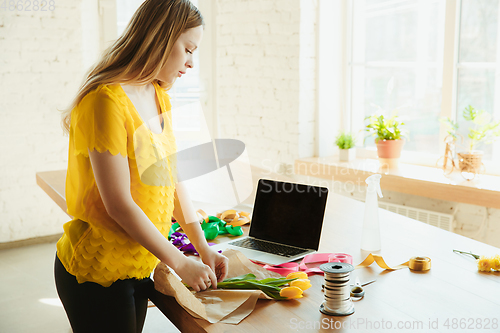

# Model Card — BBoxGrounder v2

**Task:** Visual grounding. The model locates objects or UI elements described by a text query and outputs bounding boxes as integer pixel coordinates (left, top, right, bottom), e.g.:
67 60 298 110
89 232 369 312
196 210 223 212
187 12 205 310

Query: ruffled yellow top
57 80 177 287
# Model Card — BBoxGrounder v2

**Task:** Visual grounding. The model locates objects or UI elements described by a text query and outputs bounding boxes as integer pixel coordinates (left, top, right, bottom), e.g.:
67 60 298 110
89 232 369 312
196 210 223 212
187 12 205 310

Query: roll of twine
319 262 355 316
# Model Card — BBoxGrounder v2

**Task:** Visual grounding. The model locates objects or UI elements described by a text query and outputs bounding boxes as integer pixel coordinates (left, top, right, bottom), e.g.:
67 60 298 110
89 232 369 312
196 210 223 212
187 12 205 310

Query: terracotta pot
375 139 405 158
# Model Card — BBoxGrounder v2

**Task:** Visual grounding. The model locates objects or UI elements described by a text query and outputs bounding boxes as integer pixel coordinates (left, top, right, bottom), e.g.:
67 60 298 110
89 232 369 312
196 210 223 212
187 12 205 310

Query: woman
55 1 228 332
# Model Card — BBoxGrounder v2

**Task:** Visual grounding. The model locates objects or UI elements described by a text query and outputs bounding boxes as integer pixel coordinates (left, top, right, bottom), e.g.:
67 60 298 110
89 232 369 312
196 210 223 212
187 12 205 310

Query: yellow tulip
280 286 303 299
492 255 500 271
455 250 500 272
290 278 312 291
286 271 308 280
477 256 493 272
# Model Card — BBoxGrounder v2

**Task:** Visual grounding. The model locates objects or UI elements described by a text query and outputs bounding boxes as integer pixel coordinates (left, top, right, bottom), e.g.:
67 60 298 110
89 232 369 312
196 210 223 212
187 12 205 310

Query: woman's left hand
199 247 229 285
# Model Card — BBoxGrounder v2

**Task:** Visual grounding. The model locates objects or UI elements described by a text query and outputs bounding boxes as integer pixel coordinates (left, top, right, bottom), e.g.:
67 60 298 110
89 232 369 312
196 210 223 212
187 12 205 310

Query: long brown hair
61 0 203 134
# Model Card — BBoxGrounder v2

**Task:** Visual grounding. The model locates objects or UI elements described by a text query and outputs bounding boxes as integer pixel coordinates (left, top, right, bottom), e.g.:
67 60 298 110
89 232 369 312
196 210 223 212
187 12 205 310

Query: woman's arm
172 183 210 253
88 149 217 291
173 182 229 282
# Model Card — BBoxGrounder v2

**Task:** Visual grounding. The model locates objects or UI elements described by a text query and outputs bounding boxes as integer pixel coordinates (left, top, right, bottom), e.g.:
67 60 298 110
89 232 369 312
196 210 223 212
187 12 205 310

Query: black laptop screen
249 179 328 250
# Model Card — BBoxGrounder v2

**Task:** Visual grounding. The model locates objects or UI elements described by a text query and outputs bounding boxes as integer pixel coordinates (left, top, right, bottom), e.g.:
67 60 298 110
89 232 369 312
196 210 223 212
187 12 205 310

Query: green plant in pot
441 105 500 176
365 113 408 160
335 132 356 162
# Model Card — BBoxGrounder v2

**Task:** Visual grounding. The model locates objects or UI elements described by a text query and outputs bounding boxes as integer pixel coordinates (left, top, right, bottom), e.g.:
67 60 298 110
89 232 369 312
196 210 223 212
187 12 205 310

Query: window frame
340 0 500 176
115 0 217 137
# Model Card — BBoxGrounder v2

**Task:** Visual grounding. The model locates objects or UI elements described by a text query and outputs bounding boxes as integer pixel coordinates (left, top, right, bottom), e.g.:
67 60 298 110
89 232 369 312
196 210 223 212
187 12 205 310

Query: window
116 0 206 151
166 0 202 112
347 0 500 166
456 0 500 160
116 0 202 110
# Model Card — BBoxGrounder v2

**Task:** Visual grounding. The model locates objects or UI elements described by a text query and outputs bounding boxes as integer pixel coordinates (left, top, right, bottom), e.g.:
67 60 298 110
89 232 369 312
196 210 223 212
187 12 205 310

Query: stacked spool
328 253 353 264
319 262 355 316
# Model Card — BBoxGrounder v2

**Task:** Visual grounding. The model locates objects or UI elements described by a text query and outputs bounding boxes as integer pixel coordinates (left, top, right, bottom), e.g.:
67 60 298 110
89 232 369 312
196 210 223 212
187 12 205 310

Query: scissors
350 278 376 299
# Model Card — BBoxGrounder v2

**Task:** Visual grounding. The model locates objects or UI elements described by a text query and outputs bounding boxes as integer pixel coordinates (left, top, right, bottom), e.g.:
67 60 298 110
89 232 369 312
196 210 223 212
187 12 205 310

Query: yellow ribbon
196 209 210 223
356 254 431 271
196 209 251 227
217 210 251 227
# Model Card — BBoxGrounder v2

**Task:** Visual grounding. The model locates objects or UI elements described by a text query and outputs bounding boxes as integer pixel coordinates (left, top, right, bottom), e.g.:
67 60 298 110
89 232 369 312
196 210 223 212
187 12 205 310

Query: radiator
378 202 454 232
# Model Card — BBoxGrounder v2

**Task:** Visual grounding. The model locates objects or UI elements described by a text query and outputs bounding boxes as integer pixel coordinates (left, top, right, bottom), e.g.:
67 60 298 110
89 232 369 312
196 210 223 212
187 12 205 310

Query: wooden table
37 170 500 332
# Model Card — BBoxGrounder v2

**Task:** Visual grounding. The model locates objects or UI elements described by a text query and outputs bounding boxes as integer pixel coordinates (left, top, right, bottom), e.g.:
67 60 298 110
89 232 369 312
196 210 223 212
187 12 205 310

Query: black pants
54 253 154 333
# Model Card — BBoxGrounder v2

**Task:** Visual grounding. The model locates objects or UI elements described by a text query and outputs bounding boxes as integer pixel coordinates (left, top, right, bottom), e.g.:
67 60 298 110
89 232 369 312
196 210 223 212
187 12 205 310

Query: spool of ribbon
320 262 355 316
355 254 431 271
409 257 432 271
328 253 353 264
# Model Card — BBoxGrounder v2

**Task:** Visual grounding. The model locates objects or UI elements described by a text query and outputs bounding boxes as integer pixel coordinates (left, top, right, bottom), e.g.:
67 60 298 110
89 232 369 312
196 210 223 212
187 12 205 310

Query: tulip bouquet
186 271 312 300
215 273 295 300
453 250 500 272
281 271 312 299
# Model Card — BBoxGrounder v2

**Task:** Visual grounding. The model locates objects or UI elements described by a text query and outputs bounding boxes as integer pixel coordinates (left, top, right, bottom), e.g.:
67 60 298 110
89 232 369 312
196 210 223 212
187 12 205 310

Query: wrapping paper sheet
153 249 283 324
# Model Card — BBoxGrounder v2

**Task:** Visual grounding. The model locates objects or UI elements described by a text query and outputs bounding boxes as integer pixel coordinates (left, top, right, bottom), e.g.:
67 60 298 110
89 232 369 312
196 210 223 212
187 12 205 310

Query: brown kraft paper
153 249 283 324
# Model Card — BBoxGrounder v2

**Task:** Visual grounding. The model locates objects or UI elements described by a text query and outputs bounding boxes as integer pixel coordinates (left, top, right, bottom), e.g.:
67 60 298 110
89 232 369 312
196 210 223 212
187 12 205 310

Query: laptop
210 179 329 265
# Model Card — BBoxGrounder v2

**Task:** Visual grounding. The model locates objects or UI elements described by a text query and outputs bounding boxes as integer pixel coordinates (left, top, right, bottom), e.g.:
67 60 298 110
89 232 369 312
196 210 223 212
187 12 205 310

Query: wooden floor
0 241 180 333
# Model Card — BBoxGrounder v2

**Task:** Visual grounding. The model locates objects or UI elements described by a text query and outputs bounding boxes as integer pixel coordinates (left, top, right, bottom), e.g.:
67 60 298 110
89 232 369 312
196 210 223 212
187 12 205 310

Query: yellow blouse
57 80 177 287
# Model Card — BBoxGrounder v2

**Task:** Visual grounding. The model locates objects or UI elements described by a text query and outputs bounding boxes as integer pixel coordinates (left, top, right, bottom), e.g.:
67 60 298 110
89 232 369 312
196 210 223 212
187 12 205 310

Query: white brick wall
0 1 91 242
298 0 316 159
3 0 499 249
215 0 311 171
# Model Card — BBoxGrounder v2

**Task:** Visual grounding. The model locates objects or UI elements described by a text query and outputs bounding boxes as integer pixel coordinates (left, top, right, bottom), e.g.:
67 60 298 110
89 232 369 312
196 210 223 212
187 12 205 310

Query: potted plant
442 105 500 176
365 113 408 160
335 132 356 162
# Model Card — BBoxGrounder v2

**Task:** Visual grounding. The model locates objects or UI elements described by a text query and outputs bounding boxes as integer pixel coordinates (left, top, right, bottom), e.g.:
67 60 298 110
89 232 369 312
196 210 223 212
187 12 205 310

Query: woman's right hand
174 257 218 292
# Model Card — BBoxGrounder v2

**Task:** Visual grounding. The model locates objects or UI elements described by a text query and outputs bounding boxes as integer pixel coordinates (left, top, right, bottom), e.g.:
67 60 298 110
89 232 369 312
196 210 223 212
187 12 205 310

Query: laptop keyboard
230 238 308 258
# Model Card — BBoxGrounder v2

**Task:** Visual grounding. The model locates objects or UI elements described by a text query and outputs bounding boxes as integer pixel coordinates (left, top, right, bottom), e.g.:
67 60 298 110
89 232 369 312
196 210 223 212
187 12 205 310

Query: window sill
355 147 500 177
294 156 500 209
